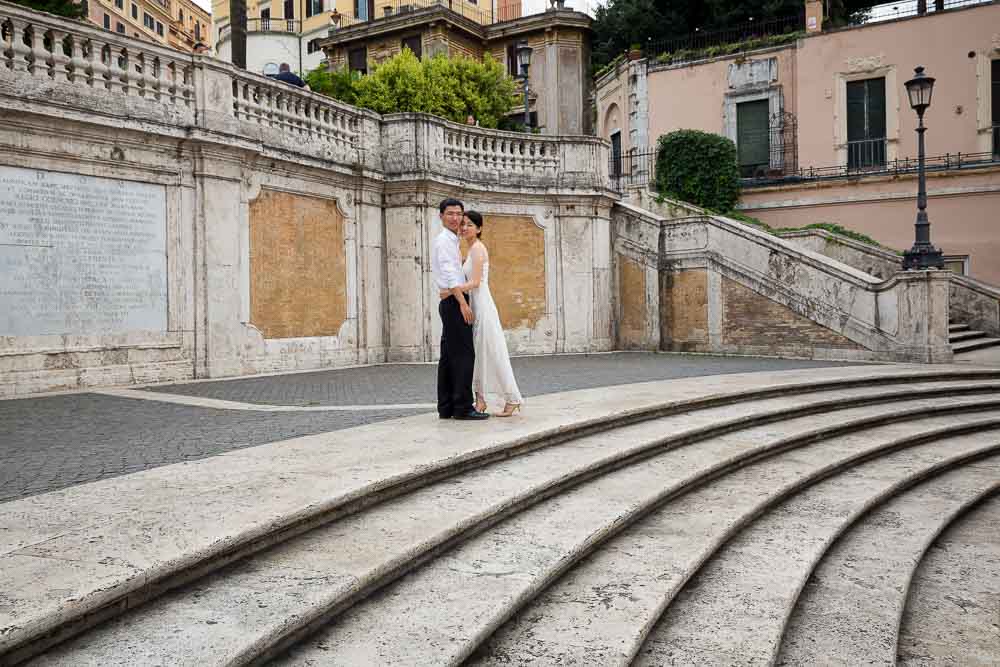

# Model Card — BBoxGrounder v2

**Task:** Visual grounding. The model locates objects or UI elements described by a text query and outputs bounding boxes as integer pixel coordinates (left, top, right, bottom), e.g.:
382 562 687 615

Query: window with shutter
349 47 367 75
736 100 769 178
846 77 887 169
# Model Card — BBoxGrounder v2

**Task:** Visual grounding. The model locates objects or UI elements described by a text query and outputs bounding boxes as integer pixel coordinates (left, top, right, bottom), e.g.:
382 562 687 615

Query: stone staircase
3 368 999 666
950 321 1000 355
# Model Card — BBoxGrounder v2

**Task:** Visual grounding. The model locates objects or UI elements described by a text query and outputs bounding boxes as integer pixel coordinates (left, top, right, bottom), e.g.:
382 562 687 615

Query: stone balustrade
0 2 194 109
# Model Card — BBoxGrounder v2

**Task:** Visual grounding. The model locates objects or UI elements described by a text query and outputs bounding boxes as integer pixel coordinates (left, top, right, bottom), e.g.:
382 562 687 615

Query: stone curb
2 368 999 664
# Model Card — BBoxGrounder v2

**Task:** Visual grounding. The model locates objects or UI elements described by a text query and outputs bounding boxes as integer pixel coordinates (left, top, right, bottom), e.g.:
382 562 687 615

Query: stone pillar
805 0 823 33
892 270 953 363
384 191 430 362
356 183 387 364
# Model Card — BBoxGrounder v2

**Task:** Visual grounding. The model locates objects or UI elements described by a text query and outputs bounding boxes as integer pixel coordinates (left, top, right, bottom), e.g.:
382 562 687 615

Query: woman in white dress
441 211 524 417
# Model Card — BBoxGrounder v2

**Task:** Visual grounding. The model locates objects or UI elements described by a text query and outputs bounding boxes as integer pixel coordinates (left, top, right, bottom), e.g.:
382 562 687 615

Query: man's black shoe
454 410 490 420
439 413 453 419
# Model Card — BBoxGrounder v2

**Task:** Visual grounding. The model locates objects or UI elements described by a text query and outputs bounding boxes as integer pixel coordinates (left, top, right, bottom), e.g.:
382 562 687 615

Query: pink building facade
595 1 1000 284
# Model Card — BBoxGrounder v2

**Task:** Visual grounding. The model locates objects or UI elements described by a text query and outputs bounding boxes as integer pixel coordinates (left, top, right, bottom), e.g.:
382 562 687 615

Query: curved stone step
949 323 971 333
14 368 969 662
26 384 1000 666
267 397 1000 666
632 440 1000 666
19 380 993 664
953 337 1000 354
897 493 1000 666
469 424 1000 666
950 329 988 343
775 464 1000 665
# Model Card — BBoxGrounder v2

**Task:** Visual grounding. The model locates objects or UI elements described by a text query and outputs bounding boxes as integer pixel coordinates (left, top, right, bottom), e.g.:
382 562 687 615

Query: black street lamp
902 66 944 270
516 40 533 131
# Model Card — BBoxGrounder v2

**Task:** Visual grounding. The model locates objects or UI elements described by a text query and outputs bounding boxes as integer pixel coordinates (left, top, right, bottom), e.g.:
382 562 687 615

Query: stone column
805 0 823 33
892 270 953 363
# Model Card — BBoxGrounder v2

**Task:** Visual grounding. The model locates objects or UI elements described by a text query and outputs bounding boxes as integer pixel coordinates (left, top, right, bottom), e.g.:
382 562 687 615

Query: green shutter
737 100 769 177
846 80 867 143
866 78 886 139
992 59 1000 125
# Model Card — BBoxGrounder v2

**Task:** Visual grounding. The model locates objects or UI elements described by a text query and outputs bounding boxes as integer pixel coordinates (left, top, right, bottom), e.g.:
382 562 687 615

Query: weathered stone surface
661 268 709 349
249 190 347 340
476 214 546 331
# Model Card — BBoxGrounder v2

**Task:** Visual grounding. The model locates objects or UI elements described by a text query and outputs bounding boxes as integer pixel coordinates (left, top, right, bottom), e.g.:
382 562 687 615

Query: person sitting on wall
273 63 309 89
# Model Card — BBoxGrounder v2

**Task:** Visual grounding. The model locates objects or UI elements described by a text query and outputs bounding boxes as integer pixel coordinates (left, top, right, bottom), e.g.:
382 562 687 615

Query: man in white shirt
433 198 489 420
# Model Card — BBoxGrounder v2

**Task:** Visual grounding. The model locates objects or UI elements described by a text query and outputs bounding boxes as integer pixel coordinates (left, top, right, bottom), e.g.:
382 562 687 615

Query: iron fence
743 150 1000 187
645 14 803 63
846 137 888 170
218 17 301 41
860 0 992 24
332 0 547 29
609 148 658 193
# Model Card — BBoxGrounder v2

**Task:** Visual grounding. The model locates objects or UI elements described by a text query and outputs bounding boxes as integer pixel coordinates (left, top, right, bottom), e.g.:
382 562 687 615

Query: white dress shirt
432 227 464 291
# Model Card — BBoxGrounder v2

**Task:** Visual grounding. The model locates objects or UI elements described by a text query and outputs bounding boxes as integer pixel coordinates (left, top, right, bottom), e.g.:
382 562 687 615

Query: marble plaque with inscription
0 166 167 336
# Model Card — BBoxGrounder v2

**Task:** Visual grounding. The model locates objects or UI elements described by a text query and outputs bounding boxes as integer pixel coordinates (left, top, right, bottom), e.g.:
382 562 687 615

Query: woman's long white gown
464 253 523 407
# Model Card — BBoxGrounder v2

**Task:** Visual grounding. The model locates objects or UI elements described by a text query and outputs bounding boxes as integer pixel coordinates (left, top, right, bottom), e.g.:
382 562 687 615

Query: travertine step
776 463 1000 665
949 322 971 333
30 385 1000 665
897 493 1000 666
472 425 1000 666
20 368 956 662
953 336 1000 354
950 329 987 343
633 439 1000 666
270 397 1000 666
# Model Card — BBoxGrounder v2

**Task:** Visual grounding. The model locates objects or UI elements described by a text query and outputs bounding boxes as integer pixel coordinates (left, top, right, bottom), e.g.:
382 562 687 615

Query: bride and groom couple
433 198 523 421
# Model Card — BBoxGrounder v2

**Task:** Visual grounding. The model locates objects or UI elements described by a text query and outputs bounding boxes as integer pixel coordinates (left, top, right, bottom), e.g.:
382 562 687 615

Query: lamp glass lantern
516 40 533 77
904 65 935 114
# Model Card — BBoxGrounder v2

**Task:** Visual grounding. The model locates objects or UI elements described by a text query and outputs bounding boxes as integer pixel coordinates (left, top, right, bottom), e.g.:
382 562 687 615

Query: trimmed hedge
655 130 740 213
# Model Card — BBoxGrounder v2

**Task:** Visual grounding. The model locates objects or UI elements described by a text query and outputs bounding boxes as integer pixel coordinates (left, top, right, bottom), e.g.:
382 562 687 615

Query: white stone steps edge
2 372 997 665
777 477 1000 666
766 459 1000 665
888 487 1000 665
267 401 1000 667
572 422 1000 667
895 493 1000 665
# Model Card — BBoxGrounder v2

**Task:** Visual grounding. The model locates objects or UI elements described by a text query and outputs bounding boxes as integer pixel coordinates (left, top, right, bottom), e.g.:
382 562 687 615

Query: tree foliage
592 0 876 67
11 0 86 19
306 49 517 128
655 130 740 213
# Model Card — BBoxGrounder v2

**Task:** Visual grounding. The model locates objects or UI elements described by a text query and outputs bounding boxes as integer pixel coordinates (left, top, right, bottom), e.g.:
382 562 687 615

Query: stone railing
381 113 610 190
613 201 952 362
778 228 1000 337
227 66 378 161
0 1 195 121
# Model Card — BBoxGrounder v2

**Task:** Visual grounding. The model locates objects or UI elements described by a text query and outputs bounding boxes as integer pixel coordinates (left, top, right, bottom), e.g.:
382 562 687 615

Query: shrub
655 130 740 213
304 49 517 128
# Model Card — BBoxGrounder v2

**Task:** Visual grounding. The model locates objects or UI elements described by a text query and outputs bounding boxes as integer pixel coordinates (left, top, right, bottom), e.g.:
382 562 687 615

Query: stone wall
612 202 952 363
0 1 613 395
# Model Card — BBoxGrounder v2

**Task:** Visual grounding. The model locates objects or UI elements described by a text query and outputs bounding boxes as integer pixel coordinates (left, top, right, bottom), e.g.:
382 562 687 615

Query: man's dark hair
439 198 464 214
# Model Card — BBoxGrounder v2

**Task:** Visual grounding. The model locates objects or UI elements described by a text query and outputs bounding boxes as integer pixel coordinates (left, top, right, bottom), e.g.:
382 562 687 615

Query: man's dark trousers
438 295 475 417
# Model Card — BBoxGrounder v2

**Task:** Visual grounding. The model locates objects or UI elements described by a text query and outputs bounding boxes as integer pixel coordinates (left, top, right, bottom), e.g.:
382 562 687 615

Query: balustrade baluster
68 36 88 85
142 53 157 98
180 64 194 106
49 30 70 82
154 57 169 101
88 41 109 90
7 19 29 73
104 46 124 93
26 26 48 78
165 61 178 103
122 48 140 96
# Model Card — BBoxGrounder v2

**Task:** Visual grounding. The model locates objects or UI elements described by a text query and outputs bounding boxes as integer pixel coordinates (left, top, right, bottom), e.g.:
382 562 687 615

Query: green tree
11 0 86 19
305 49 517 128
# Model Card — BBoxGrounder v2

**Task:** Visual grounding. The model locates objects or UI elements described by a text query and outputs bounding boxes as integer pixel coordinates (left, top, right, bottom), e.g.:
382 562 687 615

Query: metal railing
609 149 657 192
846 137 888 170
994 124 1000 158
218 17 302 41
645 14 803 64
743 150 1000 187
331 0 555 29
859 0 992 23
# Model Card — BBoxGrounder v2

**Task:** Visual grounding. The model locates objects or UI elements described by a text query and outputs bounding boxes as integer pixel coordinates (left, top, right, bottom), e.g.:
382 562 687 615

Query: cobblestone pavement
144 353 865 406
1 353 863 503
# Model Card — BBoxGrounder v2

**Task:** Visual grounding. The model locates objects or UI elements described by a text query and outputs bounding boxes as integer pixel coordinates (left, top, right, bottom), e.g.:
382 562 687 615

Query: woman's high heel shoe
496 403 521 418
475 397 488 414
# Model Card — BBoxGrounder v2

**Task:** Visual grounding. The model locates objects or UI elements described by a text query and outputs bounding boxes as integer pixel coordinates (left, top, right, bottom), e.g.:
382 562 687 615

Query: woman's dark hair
464 210 484 238
439 198 464 214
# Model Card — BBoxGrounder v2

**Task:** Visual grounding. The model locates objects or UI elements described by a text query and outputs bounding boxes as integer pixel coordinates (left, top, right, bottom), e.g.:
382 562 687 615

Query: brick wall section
617 254 647 348
721 276 861 348
249 190 347 339
469 214 546 331
660 268 708 349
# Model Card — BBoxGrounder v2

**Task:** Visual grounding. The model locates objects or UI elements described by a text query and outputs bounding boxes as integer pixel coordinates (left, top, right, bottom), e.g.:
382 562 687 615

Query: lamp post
516 40 533 131
902 65 944 270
